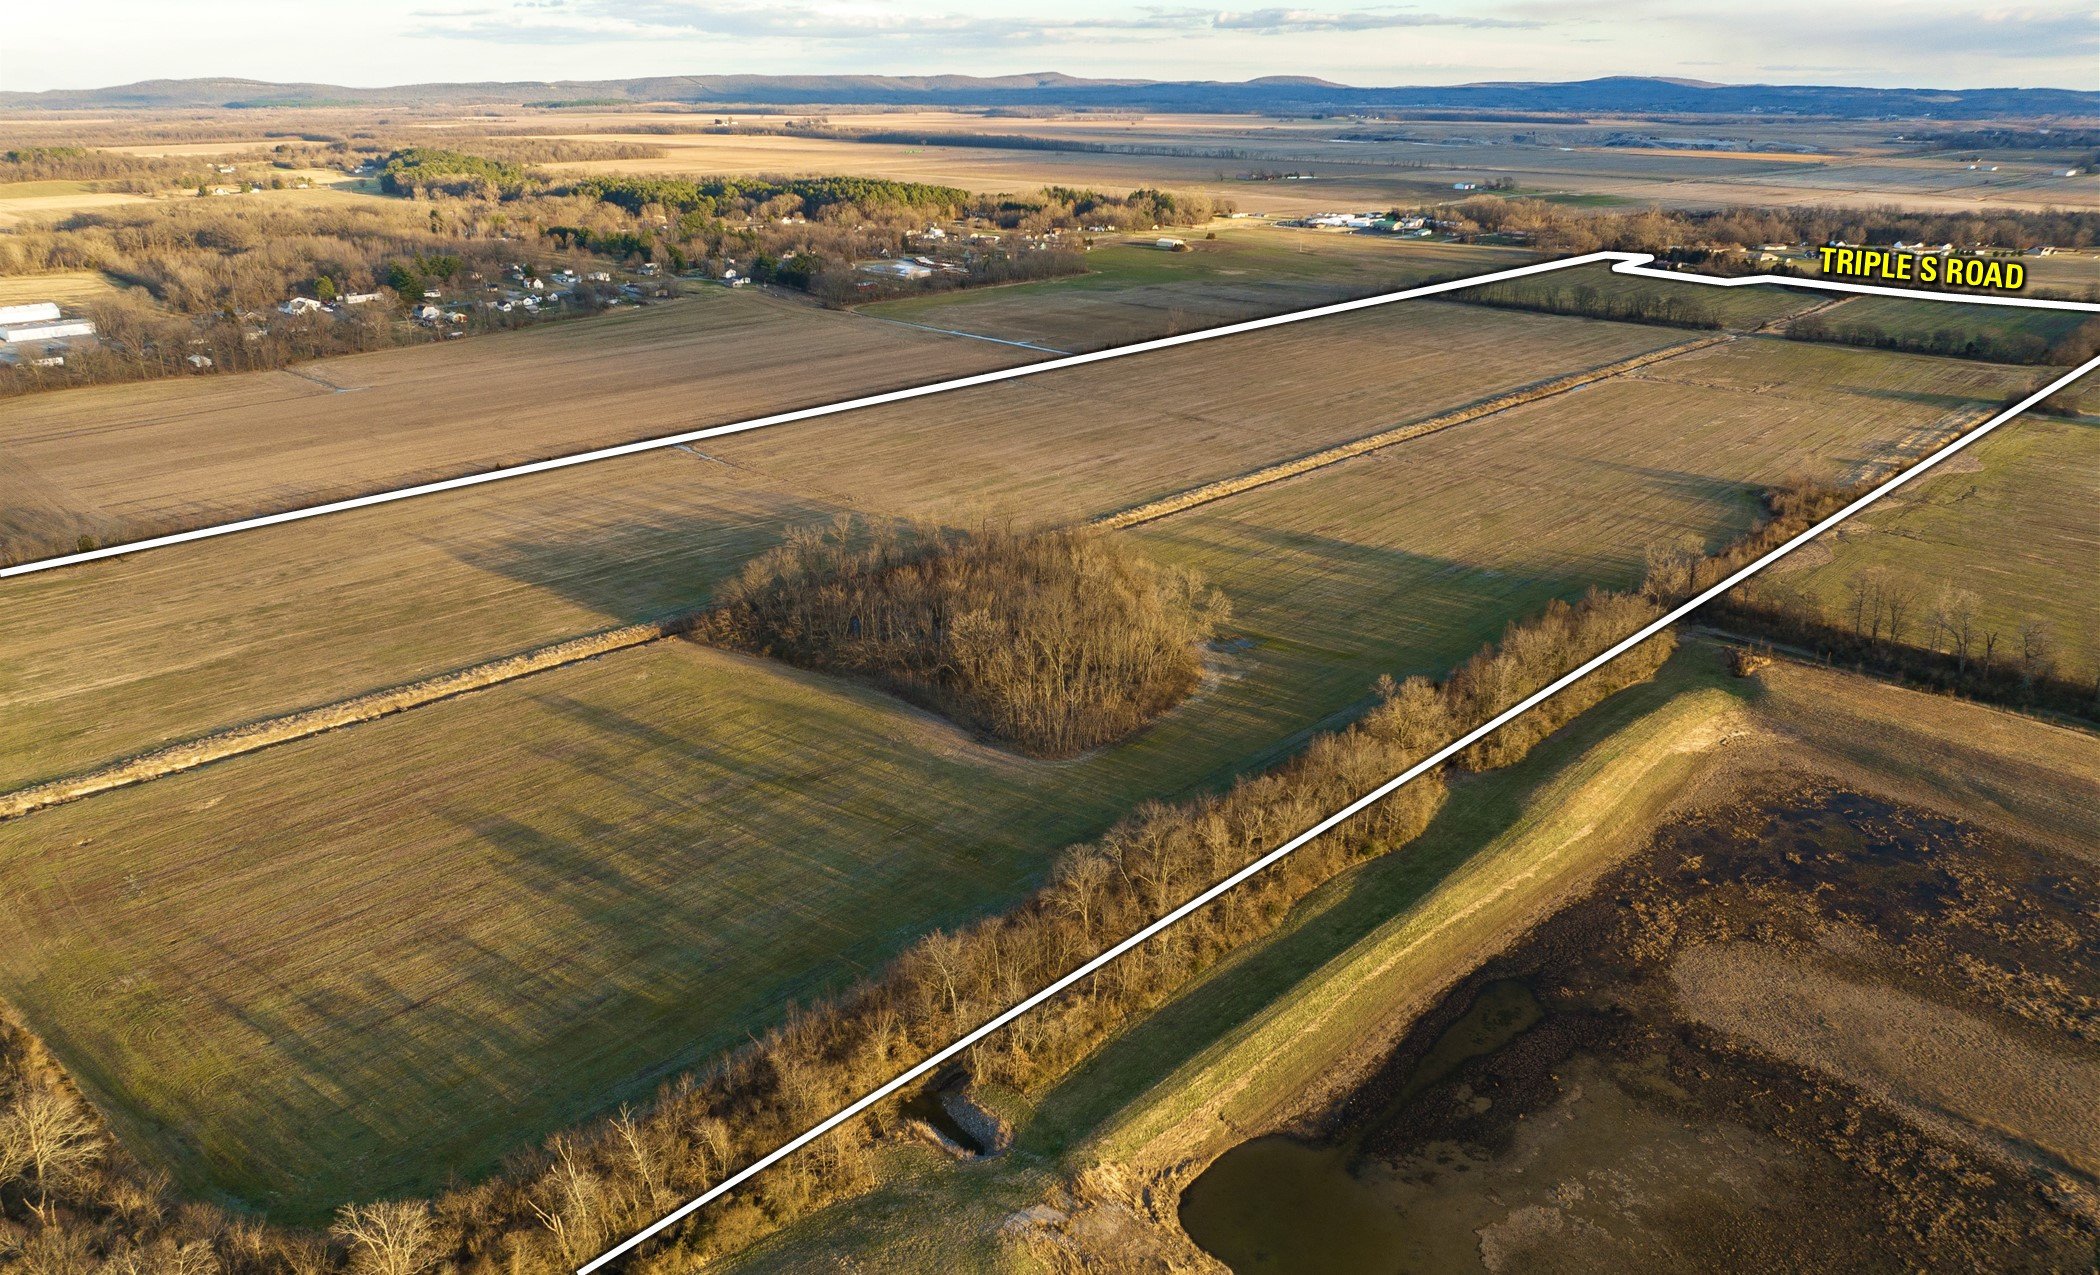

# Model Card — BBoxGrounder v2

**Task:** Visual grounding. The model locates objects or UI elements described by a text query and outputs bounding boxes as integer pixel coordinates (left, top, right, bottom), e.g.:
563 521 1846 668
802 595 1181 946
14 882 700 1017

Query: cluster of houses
270 263 662 336
0 302 98 368
1285 212 1435 237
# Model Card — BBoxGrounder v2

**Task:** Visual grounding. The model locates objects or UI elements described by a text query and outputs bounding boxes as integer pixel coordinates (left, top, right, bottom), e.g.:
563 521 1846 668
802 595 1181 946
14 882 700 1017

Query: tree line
0 537 1692 1272
1424 197 2100 264
701 519 1228 757
1462 280 1723 329
1644 479 2097 722
1786 312 2100 368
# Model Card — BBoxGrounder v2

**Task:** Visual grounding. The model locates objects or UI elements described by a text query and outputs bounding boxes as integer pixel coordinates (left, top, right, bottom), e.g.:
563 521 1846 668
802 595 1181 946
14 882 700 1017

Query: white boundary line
7 250 2095 583
582 347 2100 1271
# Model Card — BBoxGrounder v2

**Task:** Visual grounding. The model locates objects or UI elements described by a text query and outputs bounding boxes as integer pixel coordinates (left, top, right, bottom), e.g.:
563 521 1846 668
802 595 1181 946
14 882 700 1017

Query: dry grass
0 289 1025 563
0 270 134 308
861 228 1536 351
0 324 2041 1217
0 180 151 227
0 303 1689 791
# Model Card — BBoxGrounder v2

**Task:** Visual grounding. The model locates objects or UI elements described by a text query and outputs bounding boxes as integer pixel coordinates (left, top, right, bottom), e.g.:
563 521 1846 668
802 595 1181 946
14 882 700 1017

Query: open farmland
0 269 137 308
725 640 2100 1271
0 289 1028 564
1790 293 2095 360
514 111 2100 216
1459 259 1831 329
1774 410 2100 679
0 178 152 227
0 302 1696 790
0 321 2046 1215
863 230 1534 351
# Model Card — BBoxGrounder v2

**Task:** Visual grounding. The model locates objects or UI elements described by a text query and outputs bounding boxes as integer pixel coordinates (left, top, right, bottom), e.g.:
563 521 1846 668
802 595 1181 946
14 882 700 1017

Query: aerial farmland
1 55 2097 1275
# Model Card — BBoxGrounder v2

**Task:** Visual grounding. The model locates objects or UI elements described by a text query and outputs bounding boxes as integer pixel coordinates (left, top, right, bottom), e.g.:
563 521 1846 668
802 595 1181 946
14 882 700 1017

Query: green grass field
0 327 2040 1217
1774 410 2100 679
1792 294 2092 361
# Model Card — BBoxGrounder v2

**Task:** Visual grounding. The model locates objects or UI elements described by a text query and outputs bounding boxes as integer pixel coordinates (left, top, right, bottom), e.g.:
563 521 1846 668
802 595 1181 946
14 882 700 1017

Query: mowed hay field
0 303 1693 791
1776 411 2100 679
0 289 1028 563
863 230 1536 351
0 326 2043 1215
1123 337 2044 752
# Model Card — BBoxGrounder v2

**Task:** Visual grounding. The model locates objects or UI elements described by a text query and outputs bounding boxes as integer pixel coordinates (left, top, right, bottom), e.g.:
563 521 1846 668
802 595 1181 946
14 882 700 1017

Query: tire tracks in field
1091 334 1732 531
0 614 712 821
0 333 1758 823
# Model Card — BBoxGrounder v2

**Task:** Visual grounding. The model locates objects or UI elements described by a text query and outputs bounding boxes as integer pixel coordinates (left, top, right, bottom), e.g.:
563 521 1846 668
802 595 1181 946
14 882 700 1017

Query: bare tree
331 1200 439 1275
2 1085 101 1199
2019 620 2055 687
1936 587 1981 674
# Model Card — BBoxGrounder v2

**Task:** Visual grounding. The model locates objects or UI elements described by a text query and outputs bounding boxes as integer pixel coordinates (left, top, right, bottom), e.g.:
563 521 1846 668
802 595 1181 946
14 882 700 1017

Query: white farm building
0 302 63 327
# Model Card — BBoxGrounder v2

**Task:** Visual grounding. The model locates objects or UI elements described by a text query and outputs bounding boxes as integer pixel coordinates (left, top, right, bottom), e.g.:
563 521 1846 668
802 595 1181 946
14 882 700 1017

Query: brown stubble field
513 113 2100 216
0 288 1030 564
0 320 2049 1216
0 302 1693 791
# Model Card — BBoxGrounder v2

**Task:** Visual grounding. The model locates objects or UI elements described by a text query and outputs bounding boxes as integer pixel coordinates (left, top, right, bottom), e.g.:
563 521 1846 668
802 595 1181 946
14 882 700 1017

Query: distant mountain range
4 74 2094 119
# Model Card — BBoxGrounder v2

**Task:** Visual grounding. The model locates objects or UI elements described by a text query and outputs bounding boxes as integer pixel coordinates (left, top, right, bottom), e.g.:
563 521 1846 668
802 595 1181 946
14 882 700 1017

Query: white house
340 292 383 306
279 297 324 316
186 353 214 369
0 302 61 327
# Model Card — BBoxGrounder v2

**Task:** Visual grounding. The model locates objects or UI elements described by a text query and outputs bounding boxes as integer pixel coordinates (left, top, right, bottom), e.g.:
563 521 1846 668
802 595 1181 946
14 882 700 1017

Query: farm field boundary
0 333 1730 819
0 612 703 821
8 250 2096 583
1094 333 1730 529
584 350 2100 1272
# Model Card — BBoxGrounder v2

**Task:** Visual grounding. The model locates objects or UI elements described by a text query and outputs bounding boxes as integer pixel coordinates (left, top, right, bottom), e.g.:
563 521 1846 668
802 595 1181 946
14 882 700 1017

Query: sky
3 0 2096 93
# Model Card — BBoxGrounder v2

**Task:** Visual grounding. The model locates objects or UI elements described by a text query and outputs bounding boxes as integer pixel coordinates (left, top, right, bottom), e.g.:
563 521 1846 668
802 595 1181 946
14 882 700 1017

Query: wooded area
703 520 1228 757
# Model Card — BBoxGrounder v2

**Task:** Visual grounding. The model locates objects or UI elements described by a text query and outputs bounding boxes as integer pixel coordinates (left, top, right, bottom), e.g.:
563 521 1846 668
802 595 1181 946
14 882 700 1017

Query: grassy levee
1770 411 2100 680
1055 650 1750 1168
1 304 1691 792
717 646 1749 1273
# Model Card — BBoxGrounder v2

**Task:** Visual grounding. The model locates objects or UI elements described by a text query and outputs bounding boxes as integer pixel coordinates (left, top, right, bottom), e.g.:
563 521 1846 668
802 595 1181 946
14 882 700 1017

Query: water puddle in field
1177 980 1540 1273
902 1087 990 1155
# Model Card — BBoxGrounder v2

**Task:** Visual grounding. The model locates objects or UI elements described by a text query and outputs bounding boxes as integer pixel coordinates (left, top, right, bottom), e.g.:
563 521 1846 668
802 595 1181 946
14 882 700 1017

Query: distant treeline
1437 198 2100 258
1463 280 1722 329
703 520 1228 757
566 173 974 219
0 146 235 192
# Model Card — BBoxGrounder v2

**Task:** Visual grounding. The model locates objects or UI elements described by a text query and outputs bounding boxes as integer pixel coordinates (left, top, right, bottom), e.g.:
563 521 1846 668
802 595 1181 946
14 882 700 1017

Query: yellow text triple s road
1817 245 2026 291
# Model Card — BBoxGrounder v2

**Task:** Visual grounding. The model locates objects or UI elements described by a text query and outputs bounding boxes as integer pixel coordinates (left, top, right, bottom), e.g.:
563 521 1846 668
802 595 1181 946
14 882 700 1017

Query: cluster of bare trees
705 518 1229 756
0 539 1683 1273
